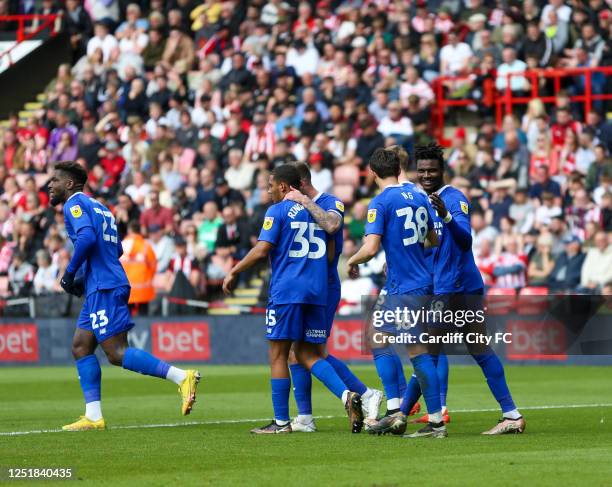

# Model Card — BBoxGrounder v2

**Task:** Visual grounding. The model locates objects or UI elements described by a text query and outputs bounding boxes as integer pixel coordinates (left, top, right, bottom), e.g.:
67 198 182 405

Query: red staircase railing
432 66 612 146
0 14 61 67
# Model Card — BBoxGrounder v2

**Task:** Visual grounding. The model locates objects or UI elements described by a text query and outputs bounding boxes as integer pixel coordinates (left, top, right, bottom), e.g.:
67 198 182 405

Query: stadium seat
518 286 550 315
485 287 516 315
333 165 360 186
333 185 355 205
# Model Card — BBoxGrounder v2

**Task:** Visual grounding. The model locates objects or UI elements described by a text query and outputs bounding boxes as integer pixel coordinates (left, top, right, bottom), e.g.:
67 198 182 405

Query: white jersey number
93 207 118 243
289 222 326 259
396 206 429 246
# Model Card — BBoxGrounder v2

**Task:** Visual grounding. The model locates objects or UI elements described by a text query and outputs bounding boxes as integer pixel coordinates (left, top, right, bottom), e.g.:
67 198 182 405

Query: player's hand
222 272 237 295
60 271 76 295
429 193 448 219
283 187 305 204
348 264 360 279
71 276 85 298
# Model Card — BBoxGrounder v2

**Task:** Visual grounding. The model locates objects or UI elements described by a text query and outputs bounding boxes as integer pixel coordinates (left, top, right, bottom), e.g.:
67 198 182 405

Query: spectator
8 251 34 297
213 177 246 210
439 29 473 76
86 21 118 63
140 190 174 235
225 149 255 191
492 237 528 289
215 206 250 259
198 201 222 254
167 235 201 291
548 235 586 291
527 234 556 286
147 224 174 273
580 231 612 291
495 47 528 94
120 221 157 313
33 249 58 295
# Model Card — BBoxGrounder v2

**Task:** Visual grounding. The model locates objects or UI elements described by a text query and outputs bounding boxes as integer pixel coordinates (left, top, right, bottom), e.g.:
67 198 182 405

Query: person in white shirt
308 152 332 194
399 66 434 108
377 101 414 141
440 30 473 75
33 250 58 295
286 39 320 77
125 171 151 206
225 149 255 191
496 47 528 93
580 231 612 291
86 22 118 63
540 0 572 28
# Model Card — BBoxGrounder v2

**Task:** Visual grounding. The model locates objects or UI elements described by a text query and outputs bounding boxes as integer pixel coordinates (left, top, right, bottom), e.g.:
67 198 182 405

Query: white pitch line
1 404 610 437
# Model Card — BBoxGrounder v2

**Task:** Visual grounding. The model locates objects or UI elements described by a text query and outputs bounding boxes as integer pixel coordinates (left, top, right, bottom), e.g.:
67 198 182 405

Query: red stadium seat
485 287 516 315
518 286 550 315
519 286 549 295
334 165 360 186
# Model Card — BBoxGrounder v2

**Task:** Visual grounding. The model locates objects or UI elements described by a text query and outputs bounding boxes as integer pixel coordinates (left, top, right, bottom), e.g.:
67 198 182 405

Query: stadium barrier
432 66 612 146
1 306 610 366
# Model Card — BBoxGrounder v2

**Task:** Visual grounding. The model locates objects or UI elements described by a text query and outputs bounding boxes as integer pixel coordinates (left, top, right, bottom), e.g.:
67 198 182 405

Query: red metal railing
432 66 612 146
0 14 61 67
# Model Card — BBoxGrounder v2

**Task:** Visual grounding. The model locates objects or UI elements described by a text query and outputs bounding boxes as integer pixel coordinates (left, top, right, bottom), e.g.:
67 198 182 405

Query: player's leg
62 323 105 431
404 342 447 438
288 345 315 432
251 339 293 434
466 292 524 434
295 304 364 433
97 287 200 415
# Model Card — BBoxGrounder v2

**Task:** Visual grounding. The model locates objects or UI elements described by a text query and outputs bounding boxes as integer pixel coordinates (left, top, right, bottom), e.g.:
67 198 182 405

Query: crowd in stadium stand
0 0 611 311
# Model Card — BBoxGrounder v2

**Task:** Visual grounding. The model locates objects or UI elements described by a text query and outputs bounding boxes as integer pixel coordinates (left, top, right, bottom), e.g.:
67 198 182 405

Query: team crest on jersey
335 200 344 212
460 201 469 214
367 209 377 223
70 205 82 218
262 217 274 230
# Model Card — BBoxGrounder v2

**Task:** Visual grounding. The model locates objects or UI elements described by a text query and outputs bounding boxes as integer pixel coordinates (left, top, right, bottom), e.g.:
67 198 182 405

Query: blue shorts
324 287 341 336
266 301 327 344
77 286 134 342
374 286 433 336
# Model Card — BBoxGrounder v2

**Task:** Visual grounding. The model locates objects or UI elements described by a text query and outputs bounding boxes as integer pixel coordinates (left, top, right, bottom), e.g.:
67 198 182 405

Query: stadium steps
208 308 240 315
224 297 258 306
249 278 263 287
233 288 259 297
1 92 46 127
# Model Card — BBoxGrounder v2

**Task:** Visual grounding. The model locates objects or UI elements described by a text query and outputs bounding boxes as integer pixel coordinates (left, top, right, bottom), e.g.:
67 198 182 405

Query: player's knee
105 348 125 366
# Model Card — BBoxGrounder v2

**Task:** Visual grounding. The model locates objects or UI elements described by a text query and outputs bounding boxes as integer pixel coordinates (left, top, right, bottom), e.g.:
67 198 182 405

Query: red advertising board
328 320 371 360
506 320 567 361
0 323 39 362
152 322 211 361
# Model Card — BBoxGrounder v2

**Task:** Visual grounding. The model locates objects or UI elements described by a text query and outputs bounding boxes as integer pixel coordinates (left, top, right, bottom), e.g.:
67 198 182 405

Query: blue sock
122 347 170 378
271 378 291 422
393 353 407 398
76 354 101 404
473 353 516 414
289 363 312 415
436 353 449 408
373 348 400 403
310 359 347 399
326 355 367 395
400 374 421 415
411 353 441 416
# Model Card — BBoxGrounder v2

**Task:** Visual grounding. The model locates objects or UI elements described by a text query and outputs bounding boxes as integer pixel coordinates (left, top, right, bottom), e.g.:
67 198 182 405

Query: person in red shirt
99 140 126 188
139 190 175 236
550 108 581 148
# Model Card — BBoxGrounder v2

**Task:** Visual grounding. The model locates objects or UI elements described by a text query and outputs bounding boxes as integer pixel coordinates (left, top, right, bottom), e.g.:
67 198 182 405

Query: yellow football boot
178 370 201 415
62 416 106 431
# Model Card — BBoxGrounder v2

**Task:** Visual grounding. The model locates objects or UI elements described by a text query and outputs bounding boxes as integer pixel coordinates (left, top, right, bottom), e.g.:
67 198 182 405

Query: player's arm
347 234 381 266
222 241 273 294
424 228 439 248
284 189 342 234
429 193 472 251
61 205 96 295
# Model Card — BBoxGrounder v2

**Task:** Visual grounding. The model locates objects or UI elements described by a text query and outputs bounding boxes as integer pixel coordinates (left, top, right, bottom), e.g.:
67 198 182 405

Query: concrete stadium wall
1 315 610 366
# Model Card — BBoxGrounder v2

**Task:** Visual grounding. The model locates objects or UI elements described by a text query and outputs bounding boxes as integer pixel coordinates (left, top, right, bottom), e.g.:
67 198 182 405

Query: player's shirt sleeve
326 196 345 219
64 199 94 233
445 191 472 251
365 197 385 236
257 204 281 246
423 194 435 231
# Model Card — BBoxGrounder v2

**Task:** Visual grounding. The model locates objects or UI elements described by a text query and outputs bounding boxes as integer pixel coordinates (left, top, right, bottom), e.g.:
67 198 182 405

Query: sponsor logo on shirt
335 200 345 212
367 209 377 223
70 205 83 218
262 217 274 230
460 201 469 214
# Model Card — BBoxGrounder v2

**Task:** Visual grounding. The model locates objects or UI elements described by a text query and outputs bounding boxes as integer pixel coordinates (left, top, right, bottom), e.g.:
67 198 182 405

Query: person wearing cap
548 235 586 291
120 221 157 312
213 176 246 210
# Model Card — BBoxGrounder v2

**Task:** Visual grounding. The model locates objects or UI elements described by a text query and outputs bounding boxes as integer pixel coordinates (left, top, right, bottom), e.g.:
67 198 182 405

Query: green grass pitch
1 365 611 486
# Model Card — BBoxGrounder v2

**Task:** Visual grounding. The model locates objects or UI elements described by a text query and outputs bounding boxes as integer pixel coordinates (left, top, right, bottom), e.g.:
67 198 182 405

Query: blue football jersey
365 184 434 294
64 192 130 296
402 181 436 281
313 192 344 290
258 200 328 305
430 185 484 294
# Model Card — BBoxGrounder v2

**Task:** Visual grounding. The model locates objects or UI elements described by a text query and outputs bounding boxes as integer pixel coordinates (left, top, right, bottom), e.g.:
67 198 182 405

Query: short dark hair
387 145 410 173
55 161 88 187
415 143 445 172
128 221 140 234
291 162 312 184
369 148 400 178
272 164 300 189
